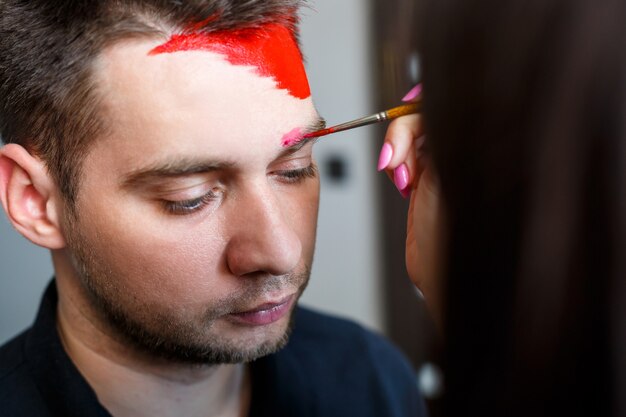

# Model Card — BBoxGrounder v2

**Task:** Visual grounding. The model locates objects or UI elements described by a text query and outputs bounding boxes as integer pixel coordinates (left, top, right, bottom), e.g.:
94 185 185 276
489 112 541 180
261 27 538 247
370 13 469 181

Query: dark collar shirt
0 281 427 417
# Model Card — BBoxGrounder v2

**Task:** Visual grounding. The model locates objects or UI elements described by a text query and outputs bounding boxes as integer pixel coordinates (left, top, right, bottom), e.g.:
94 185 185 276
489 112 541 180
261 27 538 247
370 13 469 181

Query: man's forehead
92 25 321 177
149 23 311 101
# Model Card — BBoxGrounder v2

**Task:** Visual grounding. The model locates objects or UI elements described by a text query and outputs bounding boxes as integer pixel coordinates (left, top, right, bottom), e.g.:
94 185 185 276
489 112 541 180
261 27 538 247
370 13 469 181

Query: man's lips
228 294 295 326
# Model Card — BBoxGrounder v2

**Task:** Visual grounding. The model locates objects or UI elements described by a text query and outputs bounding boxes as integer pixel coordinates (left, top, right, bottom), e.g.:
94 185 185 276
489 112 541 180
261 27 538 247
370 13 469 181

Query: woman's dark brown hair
419 0 625 415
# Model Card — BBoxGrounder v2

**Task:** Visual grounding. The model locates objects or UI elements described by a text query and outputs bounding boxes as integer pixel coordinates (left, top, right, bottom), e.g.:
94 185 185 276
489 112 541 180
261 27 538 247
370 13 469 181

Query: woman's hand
377 103 443 314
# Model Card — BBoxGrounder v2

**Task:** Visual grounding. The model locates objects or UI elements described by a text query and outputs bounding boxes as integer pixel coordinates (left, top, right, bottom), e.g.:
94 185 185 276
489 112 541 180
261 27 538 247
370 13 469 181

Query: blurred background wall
0 215 52 342
298 0 384 331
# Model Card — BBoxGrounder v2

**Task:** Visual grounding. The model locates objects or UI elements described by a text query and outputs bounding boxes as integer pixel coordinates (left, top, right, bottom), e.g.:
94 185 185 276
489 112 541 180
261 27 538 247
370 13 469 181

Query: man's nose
225 189 302 277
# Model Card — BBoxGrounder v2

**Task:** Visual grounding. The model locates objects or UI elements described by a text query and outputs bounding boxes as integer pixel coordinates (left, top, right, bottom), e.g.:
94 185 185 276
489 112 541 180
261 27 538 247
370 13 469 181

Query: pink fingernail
377 143 393 171
402 84 422 102
394 164 409 191
400 187 412 199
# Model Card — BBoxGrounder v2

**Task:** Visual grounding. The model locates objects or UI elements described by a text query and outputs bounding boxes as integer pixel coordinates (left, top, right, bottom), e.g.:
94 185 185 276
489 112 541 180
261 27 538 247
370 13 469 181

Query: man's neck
53 263 250 417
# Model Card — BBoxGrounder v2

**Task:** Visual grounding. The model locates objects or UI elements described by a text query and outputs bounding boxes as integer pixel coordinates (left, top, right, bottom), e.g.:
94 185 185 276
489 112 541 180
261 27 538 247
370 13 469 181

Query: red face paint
150 23 311 100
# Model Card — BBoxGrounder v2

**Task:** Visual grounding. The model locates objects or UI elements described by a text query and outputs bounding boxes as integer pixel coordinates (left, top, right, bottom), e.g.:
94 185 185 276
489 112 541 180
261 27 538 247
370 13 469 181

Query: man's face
63 27 321 364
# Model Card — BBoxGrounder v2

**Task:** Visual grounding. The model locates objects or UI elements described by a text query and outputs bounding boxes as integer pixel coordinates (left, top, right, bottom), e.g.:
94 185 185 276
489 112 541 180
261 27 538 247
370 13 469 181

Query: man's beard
64 220 311 366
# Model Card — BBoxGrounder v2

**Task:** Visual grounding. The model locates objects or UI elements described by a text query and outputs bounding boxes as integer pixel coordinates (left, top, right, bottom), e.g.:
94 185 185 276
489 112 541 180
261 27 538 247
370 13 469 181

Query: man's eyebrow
121 158 235 188
120 118 325 188
278 116 327 157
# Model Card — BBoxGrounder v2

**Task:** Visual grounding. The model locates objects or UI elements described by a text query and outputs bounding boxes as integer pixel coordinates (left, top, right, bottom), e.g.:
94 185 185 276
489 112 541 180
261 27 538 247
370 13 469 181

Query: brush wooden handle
384 102 421 119
304 98 422 139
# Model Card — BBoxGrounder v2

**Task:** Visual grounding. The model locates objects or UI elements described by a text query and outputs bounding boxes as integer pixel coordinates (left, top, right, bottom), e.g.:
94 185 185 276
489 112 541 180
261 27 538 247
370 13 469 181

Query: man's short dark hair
0 0 304 208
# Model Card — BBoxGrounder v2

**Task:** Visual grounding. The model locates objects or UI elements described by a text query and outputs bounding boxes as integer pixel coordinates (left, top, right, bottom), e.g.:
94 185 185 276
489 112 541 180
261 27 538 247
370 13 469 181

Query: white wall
0 0 383 344
298 0 384 332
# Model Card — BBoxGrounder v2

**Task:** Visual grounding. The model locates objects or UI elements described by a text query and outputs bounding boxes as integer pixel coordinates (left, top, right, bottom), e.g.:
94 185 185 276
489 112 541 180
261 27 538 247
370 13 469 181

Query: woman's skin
377 93 445 323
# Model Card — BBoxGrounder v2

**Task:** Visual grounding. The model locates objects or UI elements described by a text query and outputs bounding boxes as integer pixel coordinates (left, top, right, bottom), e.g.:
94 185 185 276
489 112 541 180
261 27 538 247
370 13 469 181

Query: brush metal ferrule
330 112 386 133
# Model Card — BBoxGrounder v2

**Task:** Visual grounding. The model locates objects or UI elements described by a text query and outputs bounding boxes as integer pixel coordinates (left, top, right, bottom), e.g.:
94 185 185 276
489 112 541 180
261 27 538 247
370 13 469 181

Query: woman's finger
380 113 422 170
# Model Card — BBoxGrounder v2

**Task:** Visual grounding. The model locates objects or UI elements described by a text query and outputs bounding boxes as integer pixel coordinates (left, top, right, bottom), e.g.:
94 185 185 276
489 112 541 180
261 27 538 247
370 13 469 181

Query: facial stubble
62 213 311 366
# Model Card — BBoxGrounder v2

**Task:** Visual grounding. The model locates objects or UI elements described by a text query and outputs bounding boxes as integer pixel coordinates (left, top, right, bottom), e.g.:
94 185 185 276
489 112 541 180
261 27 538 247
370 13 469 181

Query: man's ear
0 144 67 249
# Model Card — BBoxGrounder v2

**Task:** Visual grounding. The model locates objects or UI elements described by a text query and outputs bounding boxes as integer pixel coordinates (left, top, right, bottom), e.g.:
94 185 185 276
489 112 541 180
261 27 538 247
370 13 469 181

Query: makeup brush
303 99 421 139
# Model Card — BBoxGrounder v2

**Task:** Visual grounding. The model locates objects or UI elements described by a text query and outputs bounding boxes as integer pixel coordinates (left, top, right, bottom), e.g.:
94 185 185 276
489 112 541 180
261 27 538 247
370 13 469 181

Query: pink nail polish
394 164 409 191
400 187 412 199
377 143 393 171
402 84 422 102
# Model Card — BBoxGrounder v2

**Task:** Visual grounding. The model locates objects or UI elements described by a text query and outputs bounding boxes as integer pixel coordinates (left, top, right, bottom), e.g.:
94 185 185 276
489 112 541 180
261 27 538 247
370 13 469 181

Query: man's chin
126 304 298 366
177 319 295 365
208 302 297 363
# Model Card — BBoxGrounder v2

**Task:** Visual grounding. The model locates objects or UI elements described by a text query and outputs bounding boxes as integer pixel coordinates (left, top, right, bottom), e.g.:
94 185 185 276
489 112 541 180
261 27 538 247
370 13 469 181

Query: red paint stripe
150 24 311 100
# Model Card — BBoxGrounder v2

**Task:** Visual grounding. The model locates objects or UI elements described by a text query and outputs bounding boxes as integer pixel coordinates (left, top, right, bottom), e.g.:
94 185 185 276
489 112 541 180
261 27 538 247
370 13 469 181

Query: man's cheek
296 188 320 256
106 246 229 306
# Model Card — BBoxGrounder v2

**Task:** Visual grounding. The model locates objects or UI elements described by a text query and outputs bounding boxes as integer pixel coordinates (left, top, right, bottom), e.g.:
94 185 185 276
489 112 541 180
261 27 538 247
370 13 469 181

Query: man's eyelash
161 166 316 216
277 165 318 182
162 191 218 215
